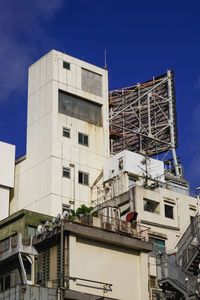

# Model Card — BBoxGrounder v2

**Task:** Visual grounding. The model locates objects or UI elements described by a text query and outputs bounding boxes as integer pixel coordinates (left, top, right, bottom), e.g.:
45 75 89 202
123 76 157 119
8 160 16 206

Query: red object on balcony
126 211 138 223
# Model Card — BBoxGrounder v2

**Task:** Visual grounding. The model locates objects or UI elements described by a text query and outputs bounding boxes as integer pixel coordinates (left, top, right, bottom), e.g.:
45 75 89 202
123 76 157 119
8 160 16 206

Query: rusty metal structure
109 70 180 176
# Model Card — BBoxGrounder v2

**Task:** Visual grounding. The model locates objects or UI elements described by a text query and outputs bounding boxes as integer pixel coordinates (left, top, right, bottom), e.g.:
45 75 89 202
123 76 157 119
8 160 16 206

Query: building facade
0 141 15 221
10 50 110 216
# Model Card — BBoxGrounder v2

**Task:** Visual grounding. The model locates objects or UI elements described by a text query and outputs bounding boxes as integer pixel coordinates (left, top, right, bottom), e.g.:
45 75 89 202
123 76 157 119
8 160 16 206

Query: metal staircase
157 214 200 299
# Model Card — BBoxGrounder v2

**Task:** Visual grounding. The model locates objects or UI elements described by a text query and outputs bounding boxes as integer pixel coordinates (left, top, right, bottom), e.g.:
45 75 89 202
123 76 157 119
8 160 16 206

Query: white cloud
0 0 63 103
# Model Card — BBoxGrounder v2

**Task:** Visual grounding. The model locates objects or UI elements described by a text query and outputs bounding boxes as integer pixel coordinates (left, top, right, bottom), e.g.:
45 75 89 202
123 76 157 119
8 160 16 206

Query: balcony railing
81 214 150 242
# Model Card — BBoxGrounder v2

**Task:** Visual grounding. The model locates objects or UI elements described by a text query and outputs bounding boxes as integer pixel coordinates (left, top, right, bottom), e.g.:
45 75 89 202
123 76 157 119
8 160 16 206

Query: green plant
68 205 97 221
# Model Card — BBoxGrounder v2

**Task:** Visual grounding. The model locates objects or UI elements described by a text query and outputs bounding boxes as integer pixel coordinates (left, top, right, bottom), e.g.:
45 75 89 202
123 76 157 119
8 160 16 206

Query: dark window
63 127 70 138
63 61 70 70
78 171 89 186
63 167 70 178
4 275 10 290
11 234 18 247
144 199 160 214
78 132 88 146
165 204 174 219
150 237 165 254
58 90 102 126
1 238 9 252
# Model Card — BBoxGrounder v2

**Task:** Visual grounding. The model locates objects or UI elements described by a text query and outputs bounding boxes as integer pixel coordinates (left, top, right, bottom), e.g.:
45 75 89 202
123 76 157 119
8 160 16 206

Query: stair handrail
176 214 200 261
157 252 198 296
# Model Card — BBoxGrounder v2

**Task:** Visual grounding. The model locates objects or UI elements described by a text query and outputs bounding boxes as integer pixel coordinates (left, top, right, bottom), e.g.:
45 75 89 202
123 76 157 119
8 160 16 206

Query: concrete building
0 141 15 221
33 215 152 300
0 50 199 299
0 209 152 300
10 50 110 216
0 210 52 292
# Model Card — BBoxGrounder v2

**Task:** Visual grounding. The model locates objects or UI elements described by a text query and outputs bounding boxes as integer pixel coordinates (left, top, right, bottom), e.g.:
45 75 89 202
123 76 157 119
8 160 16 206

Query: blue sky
0 0 200 190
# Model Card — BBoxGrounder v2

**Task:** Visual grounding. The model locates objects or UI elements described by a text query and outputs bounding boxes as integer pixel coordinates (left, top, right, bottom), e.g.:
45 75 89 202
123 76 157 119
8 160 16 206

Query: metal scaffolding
109 70 179 176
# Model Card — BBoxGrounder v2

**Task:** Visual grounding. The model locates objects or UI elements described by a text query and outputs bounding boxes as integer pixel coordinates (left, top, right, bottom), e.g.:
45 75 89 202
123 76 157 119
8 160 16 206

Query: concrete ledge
64 222 152 252
34 220 152 252
141 219 180 231
64 289 119 300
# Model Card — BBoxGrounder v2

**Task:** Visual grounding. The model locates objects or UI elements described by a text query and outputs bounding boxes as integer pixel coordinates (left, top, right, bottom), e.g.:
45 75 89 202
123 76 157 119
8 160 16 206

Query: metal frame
109 70 179 176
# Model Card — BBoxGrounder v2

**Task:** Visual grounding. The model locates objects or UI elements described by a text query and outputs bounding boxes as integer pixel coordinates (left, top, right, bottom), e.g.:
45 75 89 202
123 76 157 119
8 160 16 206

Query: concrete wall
135 185 197 250
10 50 110 216
0 142 15 221
69 235 149 300
104 150 165 182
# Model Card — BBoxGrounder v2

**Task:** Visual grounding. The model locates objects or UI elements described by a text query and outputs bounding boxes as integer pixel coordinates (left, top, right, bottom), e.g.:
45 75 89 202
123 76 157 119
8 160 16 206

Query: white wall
0 141 15 188
0 187 10 221
104 150 165 182
69 235 149 300
10 50 110 216
135 185 197 250
0 141 15 220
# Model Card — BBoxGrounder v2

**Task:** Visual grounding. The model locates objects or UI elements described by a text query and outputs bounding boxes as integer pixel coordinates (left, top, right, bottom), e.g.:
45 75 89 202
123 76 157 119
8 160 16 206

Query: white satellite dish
45 220 51 227
52 217 57 224
63 210 69 218
37 224 44 234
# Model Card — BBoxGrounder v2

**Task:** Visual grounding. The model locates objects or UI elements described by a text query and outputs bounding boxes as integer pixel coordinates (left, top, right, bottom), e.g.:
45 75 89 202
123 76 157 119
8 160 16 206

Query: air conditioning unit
102 222 113 231
118 220 131 234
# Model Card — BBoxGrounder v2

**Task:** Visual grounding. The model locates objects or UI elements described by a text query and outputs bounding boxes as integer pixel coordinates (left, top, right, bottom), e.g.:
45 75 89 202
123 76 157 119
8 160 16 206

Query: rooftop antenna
104 48 107 70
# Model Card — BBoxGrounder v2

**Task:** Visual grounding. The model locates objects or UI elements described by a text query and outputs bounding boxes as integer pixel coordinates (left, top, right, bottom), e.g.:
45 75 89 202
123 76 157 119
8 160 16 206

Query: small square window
144 198 160 214
165 204 174 219
78 171 89 186
63 167 70 178
63 127 70 138
63 61 70 70
78 132 88 146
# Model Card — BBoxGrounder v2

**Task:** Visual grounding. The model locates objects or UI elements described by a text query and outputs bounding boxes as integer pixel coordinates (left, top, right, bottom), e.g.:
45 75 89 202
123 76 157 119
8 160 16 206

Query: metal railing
42 276 112 293
157 252 198 297
98 214 150 242
176 214 200 263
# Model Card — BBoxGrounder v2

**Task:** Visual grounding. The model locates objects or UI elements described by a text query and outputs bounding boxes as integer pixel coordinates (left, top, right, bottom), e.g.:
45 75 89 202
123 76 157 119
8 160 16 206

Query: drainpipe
60 218 64 300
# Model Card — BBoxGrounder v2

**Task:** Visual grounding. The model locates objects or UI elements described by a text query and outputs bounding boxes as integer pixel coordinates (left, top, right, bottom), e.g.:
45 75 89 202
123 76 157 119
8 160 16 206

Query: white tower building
0 141 15 221
10 50 110 216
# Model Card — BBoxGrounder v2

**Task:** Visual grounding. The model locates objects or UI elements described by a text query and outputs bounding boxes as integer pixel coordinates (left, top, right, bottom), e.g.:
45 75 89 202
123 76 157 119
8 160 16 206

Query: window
63 127 70 138
63 167 70 178
150 237 165 253
78 171 89 186
1 238 9 252
128 176 136 189
11 234 18 247
0 274 11 291
28 226 37 237
165 204 174 219
59 90 102 126
78 132 88 146
144 198 160 214
63 61 70 70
